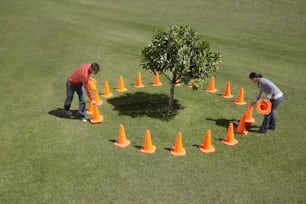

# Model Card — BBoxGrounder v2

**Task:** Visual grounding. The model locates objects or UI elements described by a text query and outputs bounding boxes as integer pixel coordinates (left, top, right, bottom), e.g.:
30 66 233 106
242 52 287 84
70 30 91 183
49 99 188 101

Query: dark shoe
65 110 73 116
268 127 275 130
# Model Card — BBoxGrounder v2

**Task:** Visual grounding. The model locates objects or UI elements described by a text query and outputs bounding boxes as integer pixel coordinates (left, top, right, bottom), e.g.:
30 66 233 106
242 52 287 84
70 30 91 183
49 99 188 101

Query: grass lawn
0 0 305 203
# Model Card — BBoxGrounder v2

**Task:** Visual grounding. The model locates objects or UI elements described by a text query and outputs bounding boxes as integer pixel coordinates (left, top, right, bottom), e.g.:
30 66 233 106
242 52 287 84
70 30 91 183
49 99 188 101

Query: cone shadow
107 92 185 121
206 117 238 129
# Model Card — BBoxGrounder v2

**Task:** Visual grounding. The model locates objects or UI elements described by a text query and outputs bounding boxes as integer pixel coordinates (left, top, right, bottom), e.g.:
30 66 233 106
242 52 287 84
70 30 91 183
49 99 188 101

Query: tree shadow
107 92 185 121
206 117 239 129
48 108 80 120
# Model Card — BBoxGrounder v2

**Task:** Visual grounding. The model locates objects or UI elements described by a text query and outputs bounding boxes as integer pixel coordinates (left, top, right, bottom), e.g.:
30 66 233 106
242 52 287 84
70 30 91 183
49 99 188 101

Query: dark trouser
63 81 86 117
260 96 283 133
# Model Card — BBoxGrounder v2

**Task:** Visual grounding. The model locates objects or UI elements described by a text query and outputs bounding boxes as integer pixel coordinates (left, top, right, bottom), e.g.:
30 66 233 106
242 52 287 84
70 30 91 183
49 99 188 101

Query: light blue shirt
256 77 283 101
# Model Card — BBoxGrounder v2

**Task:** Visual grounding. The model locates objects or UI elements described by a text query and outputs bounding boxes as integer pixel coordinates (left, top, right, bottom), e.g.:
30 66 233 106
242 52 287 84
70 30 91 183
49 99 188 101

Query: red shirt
67 64 93 101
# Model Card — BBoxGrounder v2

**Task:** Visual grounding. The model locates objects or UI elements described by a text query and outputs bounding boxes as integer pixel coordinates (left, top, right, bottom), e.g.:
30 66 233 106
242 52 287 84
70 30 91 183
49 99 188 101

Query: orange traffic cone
88 79 97 91
134 72 145 88
93 90 103 106
140 130 157 154
245 103 255 124
171 132 186 156
222 123 238 146
152 71 162 86
90 105 103 124
116 75 128 92
114 124 131 148
199 129 215 153
86 100 94 114
256 99 272 115
206 76 217 93
101 80 113 98
235 114 248 135
222 81 233 98
234 87 246 105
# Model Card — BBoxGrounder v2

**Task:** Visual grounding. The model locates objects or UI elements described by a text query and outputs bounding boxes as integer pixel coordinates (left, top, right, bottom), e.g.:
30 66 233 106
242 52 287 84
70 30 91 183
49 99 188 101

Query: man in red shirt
64 63 100 122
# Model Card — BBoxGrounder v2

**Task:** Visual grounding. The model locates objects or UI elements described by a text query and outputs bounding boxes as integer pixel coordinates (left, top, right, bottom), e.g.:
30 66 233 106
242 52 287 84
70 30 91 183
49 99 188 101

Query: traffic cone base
200 145 215 153
141 145 156 154
222 139 238 146
235 101 247 105
90 116 103 124
206 89 217 93
171 147 186 156
114 124 131 148
152 72 162 86
114 140 131 148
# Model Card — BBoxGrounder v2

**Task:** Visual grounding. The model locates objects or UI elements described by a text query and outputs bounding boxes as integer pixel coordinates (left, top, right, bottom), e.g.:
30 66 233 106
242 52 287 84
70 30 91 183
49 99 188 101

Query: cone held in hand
152 71 162 86
134 72 145 88
199 129 215 153
141 130 156 154
116 75 128 92
235 114 248 135
256 99 272 115
101 80 113 98
171 132 186 156
90 104 103 124
114 124 130 148
222 123 238 146
222 81 233 98
234 87 246 105
206 76 217 93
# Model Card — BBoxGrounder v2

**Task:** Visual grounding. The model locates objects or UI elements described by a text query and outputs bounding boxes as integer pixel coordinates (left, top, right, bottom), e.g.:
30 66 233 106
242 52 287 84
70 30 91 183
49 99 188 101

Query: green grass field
1 0 305 203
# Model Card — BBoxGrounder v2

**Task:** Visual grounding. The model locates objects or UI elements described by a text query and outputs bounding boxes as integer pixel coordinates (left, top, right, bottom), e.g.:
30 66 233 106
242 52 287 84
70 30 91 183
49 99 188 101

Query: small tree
141 24 221 111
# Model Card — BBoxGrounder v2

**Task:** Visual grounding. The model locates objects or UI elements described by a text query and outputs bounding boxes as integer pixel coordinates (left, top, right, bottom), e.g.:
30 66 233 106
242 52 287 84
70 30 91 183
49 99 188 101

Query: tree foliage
141 24 221 110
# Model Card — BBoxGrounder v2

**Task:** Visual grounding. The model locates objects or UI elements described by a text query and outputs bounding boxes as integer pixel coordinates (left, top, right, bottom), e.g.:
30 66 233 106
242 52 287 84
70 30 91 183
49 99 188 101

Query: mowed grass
0 0 305 203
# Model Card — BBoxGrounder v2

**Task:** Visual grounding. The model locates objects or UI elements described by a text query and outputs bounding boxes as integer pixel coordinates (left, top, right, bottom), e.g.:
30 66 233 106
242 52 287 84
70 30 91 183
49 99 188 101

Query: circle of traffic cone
222 123 238 146
245 103 255 124
86 100 94 114
116 75 128 92
134 71 145 88
234 87 246 105
101 81 113 98
222 81 234 98
206 76 217 93
234 114 248 135
152 71 162 86
199 129 215 153
171 131 186 156
90 105 103 124
93 90 103 106
114 124 131 148
140 130 156 154
256 99 272 115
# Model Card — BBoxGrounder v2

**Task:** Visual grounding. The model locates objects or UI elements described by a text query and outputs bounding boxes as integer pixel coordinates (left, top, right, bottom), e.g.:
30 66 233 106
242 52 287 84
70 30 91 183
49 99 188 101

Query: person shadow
48 108 80 120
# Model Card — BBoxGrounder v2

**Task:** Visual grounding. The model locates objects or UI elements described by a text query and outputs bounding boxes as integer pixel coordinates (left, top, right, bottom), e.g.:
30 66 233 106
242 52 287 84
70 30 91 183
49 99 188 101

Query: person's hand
92 100 97 105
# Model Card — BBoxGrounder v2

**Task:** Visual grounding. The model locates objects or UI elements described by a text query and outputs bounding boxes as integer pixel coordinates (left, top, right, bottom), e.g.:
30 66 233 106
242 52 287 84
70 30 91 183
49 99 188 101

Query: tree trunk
168 79 175 111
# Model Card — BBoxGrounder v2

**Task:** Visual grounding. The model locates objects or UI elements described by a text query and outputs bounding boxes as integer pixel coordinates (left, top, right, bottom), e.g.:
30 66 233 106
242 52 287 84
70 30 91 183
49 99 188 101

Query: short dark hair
249 72 263 79
91 63 100 72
